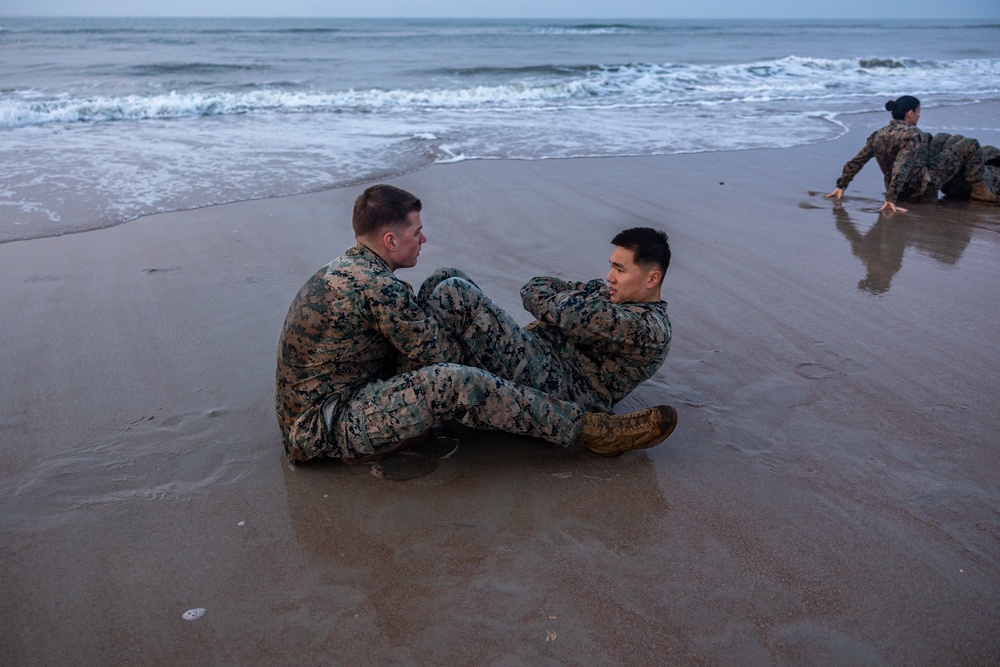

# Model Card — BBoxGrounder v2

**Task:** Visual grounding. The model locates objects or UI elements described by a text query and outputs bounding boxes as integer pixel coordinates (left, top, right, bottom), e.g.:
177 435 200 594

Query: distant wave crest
424 63 603 77
3 55 998 128
128 62 273 75
858 57 912 69
533 23 647 35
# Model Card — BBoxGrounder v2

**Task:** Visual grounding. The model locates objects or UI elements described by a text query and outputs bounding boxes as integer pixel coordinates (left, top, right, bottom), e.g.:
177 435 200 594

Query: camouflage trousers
928 133 1000 200
329 363 585 460
418 267 606 412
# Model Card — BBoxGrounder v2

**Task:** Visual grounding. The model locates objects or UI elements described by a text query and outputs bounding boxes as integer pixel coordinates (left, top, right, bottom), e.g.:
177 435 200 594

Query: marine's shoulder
623 297 669 311
321 246 395 284
883 121 921 139
614 299 670 324
639 300 671 324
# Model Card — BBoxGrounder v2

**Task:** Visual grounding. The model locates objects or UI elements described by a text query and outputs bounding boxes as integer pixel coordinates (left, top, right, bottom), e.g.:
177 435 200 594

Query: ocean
2 16 999 242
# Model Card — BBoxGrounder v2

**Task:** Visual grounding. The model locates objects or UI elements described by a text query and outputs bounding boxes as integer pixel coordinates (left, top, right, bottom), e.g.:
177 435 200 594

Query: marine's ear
381 229 397 253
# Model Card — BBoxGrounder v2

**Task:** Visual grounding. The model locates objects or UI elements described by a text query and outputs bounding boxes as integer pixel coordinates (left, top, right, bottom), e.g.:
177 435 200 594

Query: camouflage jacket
836 120 928 203
521 276 671 412
275 244 455 462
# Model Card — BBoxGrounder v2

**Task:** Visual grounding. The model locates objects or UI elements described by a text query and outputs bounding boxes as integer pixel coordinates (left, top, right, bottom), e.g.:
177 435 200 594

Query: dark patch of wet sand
1 104 999 665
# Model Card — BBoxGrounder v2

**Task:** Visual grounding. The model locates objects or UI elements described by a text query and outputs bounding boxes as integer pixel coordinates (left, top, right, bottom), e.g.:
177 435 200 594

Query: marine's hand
825 188 844 200
524 314 555 332
879 200 908 213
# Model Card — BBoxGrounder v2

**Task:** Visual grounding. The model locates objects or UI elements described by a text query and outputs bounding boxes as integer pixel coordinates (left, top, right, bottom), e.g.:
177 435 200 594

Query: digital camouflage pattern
836 119 998 204
927 132 1000 201
418 269 572 400
522 275 671 411
420 268 671 413
330 363 585 459
836 120 930 203
276 245 587 462
275 244 456 462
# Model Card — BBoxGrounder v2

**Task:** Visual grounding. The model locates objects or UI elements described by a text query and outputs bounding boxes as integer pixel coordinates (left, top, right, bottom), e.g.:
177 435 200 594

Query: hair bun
885 100 897 111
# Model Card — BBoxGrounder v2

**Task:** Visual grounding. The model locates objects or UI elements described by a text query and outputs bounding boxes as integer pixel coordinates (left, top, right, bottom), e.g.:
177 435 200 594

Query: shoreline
5 97 998 246
2 103 999 665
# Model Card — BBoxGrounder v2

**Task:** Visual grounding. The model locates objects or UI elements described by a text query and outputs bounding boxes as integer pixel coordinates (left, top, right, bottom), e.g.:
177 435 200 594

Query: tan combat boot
970 181 1000 203
578 405 678 456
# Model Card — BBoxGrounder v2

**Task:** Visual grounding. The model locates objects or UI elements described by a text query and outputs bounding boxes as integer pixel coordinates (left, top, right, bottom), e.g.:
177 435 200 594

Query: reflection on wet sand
832 203 972 295
281 426 675 663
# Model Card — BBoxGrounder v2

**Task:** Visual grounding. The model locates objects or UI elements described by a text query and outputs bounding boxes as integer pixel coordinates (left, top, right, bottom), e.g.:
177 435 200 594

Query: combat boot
970 181 1000 203
579 405 678 456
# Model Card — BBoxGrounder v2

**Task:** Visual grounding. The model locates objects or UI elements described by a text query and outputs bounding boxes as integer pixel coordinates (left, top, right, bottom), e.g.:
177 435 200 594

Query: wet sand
2 105 999 665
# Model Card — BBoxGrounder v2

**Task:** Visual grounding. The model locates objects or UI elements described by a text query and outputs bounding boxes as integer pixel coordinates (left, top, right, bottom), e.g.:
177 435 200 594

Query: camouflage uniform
925 132 1000 200
275 244 586 463
419 267 671 413
835 119 985 204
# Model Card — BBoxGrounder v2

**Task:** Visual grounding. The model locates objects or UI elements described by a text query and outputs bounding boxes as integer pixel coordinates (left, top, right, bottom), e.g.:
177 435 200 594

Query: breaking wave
3 55 998 129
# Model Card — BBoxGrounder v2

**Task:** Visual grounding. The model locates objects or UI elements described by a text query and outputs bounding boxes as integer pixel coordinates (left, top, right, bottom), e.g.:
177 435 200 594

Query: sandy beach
2 104 999 665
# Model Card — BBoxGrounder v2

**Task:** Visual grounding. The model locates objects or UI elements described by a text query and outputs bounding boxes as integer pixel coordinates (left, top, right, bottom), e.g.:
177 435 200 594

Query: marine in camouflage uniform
837 119 1000 204
418 237 671 414
834 119 986 205
275 243 589 463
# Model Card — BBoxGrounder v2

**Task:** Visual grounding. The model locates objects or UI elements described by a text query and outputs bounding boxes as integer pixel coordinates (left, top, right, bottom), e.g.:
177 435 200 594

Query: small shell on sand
182 608 206 621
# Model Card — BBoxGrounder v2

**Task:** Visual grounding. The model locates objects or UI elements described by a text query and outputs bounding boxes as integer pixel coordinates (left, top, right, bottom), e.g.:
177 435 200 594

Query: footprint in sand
795 362 840 380
24 275 66 283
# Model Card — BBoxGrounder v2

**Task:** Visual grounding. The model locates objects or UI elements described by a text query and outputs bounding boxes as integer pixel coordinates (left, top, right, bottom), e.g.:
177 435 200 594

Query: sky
2 0 999 20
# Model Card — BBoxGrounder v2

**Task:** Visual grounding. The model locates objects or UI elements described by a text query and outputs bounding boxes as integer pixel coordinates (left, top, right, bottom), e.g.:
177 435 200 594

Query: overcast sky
2 0 999 20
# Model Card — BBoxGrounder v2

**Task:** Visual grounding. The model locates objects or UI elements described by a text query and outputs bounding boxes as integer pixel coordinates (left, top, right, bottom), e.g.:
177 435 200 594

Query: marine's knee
430 266 467 282
418 267 463 303
439 275 480 295
429 267 472 289
428 276 487 312
419 267 477 304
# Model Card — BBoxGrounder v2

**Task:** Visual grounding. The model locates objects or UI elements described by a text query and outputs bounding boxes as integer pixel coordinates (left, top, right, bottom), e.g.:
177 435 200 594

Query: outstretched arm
830 134 876 197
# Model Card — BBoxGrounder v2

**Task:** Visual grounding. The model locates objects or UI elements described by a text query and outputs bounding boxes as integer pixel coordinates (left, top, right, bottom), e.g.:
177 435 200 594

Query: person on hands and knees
826 95 999 212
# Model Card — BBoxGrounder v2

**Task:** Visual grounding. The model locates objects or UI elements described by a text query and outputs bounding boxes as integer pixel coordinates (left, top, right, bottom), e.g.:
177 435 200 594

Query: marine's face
387 210 426 270
606 245 657 304
905 106 921 126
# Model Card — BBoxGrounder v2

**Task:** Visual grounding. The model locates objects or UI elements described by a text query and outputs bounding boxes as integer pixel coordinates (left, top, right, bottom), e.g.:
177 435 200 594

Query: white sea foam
3 57 997 129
